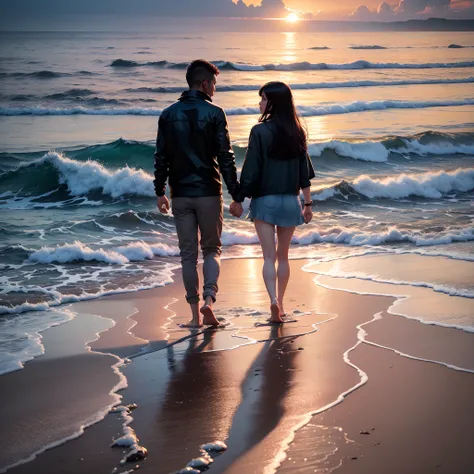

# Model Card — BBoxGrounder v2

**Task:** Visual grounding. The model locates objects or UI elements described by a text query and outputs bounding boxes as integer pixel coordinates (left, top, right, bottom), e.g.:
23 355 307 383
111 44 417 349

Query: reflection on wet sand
209 324 300 472
136 315 310 473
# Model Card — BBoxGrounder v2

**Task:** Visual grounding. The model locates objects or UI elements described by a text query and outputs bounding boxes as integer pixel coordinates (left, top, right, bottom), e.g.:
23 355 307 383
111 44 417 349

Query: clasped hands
229 200 243 218
158 195 243 218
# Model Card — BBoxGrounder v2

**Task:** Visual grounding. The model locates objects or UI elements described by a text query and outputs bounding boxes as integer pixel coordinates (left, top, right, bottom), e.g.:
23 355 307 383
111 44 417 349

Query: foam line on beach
2 98 474 116
0 308 74 375
389 248 474 263
266 304 474 474
0 311 129 473
0 263 178 315
226 314 336 352
359 313 474 373
302 267 474 299
315 246 474 264
264 313 377 474
311 274 474 334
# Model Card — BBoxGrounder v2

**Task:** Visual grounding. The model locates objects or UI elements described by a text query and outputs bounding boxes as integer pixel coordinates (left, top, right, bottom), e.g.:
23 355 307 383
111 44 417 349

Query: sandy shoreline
2 257 473 474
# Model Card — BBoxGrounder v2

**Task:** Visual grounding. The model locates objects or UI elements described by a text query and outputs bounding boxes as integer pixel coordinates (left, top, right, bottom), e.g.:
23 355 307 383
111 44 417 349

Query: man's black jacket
153 90 240 200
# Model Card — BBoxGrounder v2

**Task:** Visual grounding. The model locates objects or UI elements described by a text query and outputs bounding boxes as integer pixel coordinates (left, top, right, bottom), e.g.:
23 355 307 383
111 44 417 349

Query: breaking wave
2 98 474 117
123 76 474 94
108 58 474 70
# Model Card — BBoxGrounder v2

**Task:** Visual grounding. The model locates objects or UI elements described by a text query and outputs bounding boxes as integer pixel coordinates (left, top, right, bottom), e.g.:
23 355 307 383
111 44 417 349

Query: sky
1 0 474 20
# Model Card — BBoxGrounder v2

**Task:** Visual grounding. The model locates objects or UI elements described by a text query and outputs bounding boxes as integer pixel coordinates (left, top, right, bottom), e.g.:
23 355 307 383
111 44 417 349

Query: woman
233 81 315 323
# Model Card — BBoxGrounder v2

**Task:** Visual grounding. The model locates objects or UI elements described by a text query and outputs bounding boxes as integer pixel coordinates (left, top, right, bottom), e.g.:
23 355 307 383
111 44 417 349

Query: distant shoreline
228 17 474 32
1 16 474 33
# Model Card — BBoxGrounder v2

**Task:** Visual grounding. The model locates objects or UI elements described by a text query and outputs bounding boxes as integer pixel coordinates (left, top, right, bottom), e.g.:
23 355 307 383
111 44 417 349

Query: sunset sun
285 12 300 23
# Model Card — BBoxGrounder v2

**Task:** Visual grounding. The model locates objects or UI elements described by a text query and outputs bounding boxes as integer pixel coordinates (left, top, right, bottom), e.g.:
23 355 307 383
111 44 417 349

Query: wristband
304 201 313 207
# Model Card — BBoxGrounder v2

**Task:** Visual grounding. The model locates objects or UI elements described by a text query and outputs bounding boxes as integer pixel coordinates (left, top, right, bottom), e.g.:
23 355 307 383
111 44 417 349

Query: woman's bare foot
200 304 220 326
278 300 286 318
270 301 284 323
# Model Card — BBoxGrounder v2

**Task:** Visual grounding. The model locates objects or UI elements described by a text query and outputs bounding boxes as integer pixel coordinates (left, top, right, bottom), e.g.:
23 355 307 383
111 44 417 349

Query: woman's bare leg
276 226 296 317
254 219 282 322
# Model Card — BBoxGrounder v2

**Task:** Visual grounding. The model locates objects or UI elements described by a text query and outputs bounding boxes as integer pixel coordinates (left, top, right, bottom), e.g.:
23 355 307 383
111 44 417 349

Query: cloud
350 1 395 20
351 5 376 20
350 0 474 20
395 0 451 15
378 2 395 16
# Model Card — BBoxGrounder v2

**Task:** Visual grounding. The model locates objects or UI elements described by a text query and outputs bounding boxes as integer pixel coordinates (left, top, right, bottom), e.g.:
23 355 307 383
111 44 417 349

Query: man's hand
157 195 170 214
303 205 313 224
230 201 243 218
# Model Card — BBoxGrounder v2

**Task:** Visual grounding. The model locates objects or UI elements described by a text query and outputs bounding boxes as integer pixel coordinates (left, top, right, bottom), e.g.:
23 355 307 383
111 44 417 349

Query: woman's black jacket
235 121 315 202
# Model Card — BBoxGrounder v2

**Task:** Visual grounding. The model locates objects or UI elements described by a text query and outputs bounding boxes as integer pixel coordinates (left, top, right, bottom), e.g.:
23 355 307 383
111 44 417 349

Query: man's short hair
186 59 220 88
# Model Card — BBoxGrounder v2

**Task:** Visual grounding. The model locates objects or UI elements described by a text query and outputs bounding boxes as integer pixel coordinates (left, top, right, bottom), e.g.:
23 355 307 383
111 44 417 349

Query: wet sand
2 258 473 474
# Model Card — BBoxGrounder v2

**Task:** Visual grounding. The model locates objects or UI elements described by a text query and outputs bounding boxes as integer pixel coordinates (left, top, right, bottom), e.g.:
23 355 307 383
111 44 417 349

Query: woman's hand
303 205 313 224
230 201 243 218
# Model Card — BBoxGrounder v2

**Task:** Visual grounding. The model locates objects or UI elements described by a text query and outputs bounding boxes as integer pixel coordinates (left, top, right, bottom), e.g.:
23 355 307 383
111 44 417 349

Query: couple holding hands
154 59 314 327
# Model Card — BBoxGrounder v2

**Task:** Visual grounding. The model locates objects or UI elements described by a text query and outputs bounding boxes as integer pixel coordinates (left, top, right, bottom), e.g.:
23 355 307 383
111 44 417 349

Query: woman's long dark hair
258 81 307 160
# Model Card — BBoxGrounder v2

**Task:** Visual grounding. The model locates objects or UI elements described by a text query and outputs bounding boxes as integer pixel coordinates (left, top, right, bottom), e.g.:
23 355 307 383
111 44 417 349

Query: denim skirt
249 194 304 227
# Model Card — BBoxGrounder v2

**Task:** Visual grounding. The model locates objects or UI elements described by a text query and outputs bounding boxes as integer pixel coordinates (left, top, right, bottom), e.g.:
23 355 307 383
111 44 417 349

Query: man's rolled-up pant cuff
202 291 216 303
185 294 200 304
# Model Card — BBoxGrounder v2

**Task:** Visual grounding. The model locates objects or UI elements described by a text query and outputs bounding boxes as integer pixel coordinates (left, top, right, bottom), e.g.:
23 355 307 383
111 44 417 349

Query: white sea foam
221 229 259 246
223 59 474 71
314 274 474 333
2 98 474 117
0 310 130 473
0 261 179 315
394 139 474 156
28 240 179 265
0 308 74 375
291 99 474 117
307 137 474 161
308 140 389 162
25 151 155 198
112 58 474 71
351 167 474 199
115 241 180 260
307 268 474 298
29 241 129 264
296 225 474 247
128 77 474 93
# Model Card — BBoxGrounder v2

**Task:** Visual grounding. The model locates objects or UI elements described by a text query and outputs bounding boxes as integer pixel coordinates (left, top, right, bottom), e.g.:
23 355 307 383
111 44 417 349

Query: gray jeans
172 195 223 304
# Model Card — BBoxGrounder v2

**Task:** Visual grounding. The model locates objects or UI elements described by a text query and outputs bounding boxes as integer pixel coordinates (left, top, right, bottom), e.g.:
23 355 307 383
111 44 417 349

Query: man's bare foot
270 301 284 323
200 305 220 326
179 320 203 328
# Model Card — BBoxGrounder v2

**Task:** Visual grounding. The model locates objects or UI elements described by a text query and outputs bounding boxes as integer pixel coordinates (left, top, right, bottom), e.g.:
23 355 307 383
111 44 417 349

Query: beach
1 256 473 474
1 15 474 474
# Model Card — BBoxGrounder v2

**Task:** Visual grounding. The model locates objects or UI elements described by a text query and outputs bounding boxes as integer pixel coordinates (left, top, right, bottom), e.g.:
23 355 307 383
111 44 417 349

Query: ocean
0 17 474 376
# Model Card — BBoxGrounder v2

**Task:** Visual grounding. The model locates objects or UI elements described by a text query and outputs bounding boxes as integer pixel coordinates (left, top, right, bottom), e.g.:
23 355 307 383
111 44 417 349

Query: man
154 59 243 327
